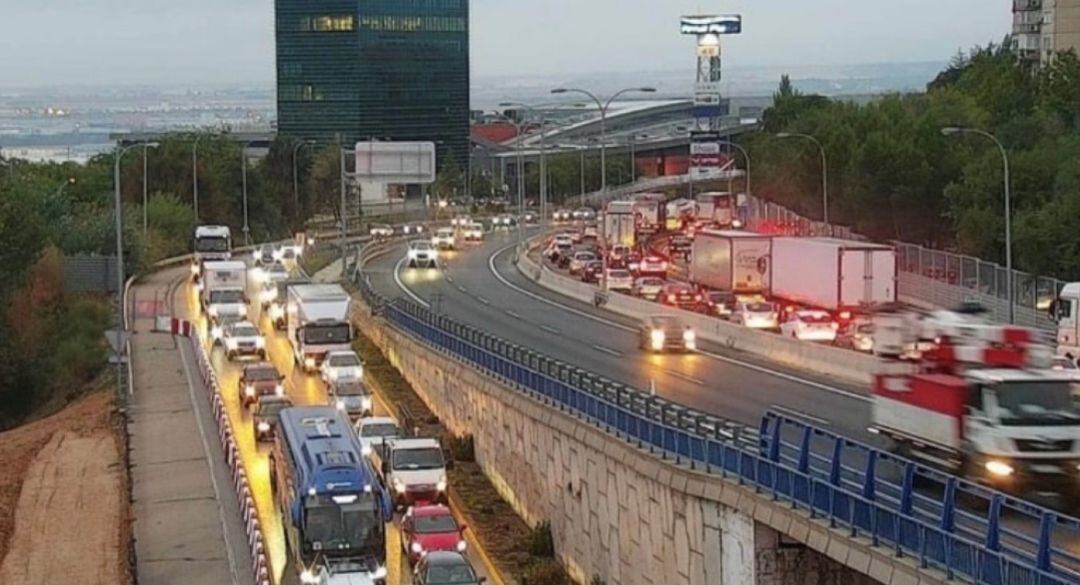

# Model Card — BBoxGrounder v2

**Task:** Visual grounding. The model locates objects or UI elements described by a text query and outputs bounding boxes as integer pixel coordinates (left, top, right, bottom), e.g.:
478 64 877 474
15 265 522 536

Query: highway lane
365 231 876 439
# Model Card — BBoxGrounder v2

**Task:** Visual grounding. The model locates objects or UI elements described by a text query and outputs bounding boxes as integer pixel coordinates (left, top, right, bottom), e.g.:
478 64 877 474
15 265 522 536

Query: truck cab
1050 282 1080 360
287 284 353 372
200 260 248 326
375 438 448 508
191 225 232 281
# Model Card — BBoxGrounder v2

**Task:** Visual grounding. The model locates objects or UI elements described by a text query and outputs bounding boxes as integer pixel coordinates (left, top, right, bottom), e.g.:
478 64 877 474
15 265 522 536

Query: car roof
326 350 358 358
229 320 258 329
795 310 831 317
409 504 453 518
424 551 470 565
258 395 292 407
244 362 277 372
359 416 397 426
391 437 441 450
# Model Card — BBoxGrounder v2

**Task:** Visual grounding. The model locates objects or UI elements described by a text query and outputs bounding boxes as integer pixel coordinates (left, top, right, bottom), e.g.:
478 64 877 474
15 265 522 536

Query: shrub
447 434 475 462
527 520 555 558
590 576 607 585
521 559 567 585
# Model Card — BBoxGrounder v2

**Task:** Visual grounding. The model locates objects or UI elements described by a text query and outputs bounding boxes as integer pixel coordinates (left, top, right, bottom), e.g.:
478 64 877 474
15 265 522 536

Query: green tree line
742 40 1080 280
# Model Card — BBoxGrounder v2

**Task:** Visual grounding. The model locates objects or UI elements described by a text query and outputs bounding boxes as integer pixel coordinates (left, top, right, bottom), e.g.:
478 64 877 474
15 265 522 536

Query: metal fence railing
351 262 1080 585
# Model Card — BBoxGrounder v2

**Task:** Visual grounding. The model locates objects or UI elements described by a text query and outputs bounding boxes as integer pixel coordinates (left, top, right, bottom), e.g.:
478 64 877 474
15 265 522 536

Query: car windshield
414 514 459 534
257 400 291 416
209 289 245 304
360 422 400 439
576 253 595 260
392 447 444 471
195 237 230 253
708 292 731 302
328 354 361 367
412 242 433 251
232 325 259 337
995 382 1080 426
650 316 681 328
1051 358 1077 370
303 323 351 344
304 498 382 550
438 229 453 236
267 264 288 276
609 270 630 279
640 279 663 286
747 303 775 313
424 562 478 585
246 367 278 381
799 313 832 323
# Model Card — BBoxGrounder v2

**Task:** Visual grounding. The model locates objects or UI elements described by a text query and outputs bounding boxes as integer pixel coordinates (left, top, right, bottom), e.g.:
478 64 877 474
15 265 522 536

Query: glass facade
276 0 470 168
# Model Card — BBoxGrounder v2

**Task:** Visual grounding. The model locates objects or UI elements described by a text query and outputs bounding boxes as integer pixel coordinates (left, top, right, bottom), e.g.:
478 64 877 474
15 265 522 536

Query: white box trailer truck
287 284 353 372
770 237 896 314
603 200 637 249
200 261 248 329
689 230 772 294
190 225 232 281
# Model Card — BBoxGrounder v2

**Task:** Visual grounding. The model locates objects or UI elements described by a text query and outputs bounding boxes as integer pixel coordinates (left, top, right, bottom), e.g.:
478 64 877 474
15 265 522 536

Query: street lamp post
141 144 151 234
292 140 316 213
942 126 1014 324
716 139 751 196
192 134 205 221
114 141 159 397
500 101 549 223
240 140 259 246
776 132 829 225
551 87 656 199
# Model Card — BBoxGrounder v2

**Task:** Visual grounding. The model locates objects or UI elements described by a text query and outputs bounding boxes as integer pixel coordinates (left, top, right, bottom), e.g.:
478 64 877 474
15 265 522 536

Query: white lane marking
456 285 468 293
769 404 832 426
476 296 491 306
663 368 705 386
488 244 872 404
176 342 242 585
540 325 561 335
592 344 624 357
505 310 522 319
446 275 455 284
394 256 432 309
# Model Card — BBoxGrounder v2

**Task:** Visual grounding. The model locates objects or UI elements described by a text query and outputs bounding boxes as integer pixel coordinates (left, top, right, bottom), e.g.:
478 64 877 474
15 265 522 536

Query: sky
0 0 1011 88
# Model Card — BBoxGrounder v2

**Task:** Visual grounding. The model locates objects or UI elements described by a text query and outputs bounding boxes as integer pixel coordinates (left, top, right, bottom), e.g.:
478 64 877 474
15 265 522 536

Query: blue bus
271 406 391 580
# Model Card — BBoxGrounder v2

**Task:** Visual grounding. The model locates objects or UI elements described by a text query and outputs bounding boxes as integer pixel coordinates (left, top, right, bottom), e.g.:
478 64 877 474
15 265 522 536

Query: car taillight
668 294 677 303
839 311 852 321
830 322 840 330
694 294 702 301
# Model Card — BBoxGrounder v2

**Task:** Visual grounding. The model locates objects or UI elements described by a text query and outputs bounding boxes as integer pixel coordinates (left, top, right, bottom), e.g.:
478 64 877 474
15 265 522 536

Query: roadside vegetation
744 42 1080 279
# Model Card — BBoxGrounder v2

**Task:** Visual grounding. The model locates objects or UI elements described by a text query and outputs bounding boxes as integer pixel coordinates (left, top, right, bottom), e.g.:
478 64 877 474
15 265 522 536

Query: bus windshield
195 237 230 253
995 382 1080 427
304 497 383 551
303 323 351 345
209 289 245 304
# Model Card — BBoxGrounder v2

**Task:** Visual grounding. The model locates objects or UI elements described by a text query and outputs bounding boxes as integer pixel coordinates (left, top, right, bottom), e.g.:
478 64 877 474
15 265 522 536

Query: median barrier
518 241 913 386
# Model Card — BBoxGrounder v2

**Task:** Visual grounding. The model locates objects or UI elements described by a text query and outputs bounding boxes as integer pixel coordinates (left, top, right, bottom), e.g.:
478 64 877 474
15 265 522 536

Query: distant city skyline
0 0 1010 88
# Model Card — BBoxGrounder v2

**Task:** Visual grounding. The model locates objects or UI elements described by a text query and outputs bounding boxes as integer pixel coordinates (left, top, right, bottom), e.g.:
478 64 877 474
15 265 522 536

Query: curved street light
776 132 828 225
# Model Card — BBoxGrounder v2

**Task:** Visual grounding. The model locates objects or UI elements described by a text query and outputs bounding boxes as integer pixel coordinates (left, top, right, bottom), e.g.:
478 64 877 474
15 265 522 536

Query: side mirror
1048 300 1060 322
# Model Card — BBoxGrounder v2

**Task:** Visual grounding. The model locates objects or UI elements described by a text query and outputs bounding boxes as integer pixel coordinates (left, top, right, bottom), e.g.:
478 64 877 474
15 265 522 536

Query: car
552 208 572 222
408 240 438 268
556 248 575 270
521 211 539 224
492 214 517 229
432 227 456 250
255 263 290 305
450 216 471 228
838 321 876 353
370 223 394 238
252 244 276 266
273 244 301 263
330 379 373 418
703 290 736 318
639 315 696 353
780 310 839 342
462 222 484 242
625 250 643 274
730 301 780 330
402 222 426 235
401 505 468 565
581 260 604 283
546 240 572 263
572 207 596 221
582 223 599 240
222 320 266 361
637 255 668 277
568 251 598 275
320 350 364 385
632 277 665 301
604 269 633 292
253 395 293 442
413 551 485 585
659 283 702 310
355 416 402 458
1050 356 1080 381
569 229 584 244
607 245 631 268
238 362 284 408
377 437 448 507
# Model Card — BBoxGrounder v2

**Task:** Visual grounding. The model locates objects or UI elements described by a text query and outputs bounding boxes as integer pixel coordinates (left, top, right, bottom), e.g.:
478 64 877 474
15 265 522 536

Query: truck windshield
195 237 230 253
995 382 1080 426
304 497 383 551
303 323 351 345
392 447 444 471
360 423 400 439
209 290 245 304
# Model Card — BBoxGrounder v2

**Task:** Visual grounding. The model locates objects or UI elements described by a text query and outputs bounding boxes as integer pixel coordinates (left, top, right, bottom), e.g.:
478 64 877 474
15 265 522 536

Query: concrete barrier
517 243 914 386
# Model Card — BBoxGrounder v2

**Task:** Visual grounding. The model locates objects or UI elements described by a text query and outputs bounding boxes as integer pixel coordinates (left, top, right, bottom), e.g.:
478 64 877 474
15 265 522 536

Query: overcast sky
0 0 1010 87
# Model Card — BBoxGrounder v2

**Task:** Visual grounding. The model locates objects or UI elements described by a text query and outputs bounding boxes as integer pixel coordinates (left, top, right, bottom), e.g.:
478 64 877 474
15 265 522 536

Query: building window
358 15 465 33
299 15 354 32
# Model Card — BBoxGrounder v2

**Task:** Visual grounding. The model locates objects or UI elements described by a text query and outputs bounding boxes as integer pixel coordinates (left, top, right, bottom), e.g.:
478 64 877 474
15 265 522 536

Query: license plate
1031 464 1063 474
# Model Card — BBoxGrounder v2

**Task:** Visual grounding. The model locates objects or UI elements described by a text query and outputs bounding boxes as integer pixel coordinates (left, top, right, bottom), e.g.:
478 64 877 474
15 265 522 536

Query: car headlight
361 444 373 456
456 540 467 552
226 338 239 350
244 385 255 396
650 330 665 350
361 396 372 411
393 478 406 494
300 569 318 585
335 399 346 411
257 422 271 432
985 461 1014 477
437 475 447 492
208 306 219 318
327 370 339 381
270 304 285 320
408 250 418 259
304 357 316 369
410 541 423 554
239 306 248 317
369 567 387 580
190 263 200 275
683 329 696 342
274 384 284 396
211 326 223 339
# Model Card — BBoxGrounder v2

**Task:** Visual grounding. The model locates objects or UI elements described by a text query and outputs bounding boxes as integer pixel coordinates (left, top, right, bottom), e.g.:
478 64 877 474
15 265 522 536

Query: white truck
603 200 637 250
286 284 353 373
190 225 232 281
1049 282 1080 361
695 192 734 227
200 261 248 334
872 321 1080 500
689 230 772 295
770 237 896 315
631 192 666 236
372 437 448 508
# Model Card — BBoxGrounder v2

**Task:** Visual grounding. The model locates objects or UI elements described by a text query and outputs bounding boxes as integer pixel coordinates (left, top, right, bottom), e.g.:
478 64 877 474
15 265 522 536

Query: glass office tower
275 0 470 167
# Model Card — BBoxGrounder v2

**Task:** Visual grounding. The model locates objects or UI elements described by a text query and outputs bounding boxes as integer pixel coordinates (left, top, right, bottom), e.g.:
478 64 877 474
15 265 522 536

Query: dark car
253 395 293 443
660 282 703 310
253 244 276 266
703 290 736 318
330 379 373 419
238 362 284 408
414 551 485 585
639 315 697 353
581 260 604 283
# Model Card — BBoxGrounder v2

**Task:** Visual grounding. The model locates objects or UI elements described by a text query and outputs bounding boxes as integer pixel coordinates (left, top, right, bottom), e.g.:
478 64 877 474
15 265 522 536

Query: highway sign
354 141 436 184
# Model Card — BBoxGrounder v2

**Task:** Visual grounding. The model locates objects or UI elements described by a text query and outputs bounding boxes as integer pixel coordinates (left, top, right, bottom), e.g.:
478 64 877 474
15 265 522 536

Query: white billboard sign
354 141 436 184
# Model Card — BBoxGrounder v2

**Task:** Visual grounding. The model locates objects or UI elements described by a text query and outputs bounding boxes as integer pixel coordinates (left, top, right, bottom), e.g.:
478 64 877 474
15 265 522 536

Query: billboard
680 15 742 36
354 141 436 184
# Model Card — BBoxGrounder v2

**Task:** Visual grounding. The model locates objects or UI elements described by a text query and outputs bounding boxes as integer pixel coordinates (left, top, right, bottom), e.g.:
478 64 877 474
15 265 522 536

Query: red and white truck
689 230 772 295
871 319 1080 498
770 237 896 317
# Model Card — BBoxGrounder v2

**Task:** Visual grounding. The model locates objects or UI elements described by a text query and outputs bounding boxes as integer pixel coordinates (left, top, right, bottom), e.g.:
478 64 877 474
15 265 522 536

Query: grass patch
299 246 336 278
353 329 569 583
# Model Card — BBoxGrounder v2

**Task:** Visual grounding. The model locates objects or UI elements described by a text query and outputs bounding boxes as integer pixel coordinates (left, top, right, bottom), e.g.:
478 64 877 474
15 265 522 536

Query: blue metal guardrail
353 271 1079 585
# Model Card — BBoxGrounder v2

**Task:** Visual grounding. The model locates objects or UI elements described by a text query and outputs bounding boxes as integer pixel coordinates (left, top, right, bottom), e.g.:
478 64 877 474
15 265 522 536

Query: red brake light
830 322 840 330
694 294 702 301
668 294 677 302
839 311 852 321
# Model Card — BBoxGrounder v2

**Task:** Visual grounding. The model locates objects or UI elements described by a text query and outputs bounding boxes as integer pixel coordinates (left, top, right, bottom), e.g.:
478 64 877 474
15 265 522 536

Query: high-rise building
1012 0 1080 65
275 0 470 167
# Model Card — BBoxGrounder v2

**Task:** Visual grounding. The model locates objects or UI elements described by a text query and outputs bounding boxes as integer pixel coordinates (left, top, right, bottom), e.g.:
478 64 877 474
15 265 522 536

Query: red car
660 282 703 310
238 362 285 408
401 505 467 565
581 260 604 283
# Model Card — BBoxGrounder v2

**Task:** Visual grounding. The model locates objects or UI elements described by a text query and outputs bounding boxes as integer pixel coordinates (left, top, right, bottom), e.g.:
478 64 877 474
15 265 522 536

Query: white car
568 251 598 275
637 255 668 277
402 222 426 235
582 224 599 240
450 216 471 228
407 240 438 268
370 223 394 238
730 301 780 330
255 263 290 304
572 207 596 220
522 211 539 224
321 350 364 385
781 310 839 342
221 320 266 361
604 269 634 292
355 416 402 458
632 277 665 300
492 215 517 229
463 222 484 242
552 234 573 248
1050 356 1080 381
432 228 456 250
379 438 448 507
552 208 573 222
